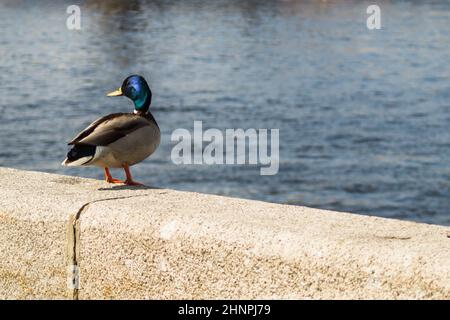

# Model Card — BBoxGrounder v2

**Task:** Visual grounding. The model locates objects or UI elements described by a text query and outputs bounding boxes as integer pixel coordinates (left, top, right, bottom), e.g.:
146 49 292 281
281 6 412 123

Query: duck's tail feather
62 144 96 166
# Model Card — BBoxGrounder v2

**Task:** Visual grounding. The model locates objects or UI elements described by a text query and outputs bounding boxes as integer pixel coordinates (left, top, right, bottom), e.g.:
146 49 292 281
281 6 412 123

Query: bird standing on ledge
62 75 160 186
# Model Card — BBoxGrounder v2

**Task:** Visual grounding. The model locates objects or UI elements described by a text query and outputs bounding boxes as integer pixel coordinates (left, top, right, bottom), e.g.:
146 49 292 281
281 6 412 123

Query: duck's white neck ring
134 109 148 115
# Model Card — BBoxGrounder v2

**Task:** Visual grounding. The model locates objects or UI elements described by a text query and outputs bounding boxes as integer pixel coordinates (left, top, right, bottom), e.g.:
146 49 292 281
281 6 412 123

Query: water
1 0 450 225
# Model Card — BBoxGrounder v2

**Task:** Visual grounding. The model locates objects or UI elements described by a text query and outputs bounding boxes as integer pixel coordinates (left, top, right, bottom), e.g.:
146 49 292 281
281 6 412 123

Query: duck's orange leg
123 164 143 186
104 167 123 184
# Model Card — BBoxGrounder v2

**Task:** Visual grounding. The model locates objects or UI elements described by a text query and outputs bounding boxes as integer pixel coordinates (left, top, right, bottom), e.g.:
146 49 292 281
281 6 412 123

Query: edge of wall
0 167 449 299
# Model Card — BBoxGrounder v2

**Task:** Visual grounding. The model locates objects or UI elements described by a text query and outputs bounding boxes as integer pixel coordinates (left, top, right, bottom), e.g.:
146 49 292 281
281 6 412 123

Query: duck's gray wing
68 113 149 146
68 113 126 145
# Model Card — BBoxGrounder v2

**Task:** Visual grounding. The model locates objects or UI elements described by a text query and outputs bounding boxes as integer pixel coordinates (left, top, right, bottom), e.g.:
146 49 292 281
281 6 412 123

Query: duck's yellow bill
107 88 123 97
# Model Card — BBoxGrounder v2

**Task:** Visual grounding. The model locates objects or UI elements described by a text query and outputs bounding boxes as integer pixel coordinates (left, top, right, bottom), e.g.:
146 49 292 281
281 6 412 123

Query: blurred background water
1 0 450 225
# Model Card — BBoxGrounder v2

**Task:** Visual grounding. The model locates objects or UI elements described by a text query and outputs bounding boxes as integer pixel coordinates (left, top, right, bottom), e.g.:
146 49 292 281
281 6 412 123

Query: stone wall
0 168 448 299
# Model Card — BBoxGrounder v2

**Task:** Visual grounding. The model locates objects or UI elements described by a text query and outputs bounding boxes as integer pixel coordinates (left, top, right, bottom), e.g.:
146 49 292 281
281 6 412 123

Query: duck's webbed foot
104 167 124 184
123 164 144 186
124 180 144 186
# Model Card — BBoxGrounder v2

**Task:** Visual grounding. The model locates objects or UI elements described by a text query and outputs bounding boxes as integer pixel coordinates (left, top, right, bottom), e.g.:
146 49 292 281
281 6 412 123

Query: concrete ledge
0 168 449 299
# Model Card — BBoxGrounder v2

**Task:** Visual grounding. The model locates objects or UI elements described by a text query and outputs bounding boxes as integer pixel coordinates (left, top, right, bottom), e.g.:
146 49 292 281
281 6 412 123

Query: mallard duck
62 75 160 186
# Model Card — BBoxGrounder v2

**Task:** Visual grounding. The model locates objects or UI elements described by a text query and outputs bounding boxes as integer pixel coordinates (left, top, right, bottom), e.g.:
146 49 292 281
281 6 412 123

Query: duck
62 75 160 186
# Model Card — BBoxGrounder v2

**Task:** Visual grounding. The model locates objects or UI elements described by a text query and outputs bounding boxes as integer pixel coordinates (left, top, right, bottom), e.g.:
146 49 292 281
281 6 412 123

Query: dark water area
1 0 450 225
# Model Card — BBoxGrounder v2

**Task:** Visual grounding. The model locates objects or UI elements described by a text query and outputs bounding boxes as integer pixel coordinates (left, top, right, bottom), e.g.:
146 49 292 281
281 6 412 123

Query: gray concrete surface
0 167 449 299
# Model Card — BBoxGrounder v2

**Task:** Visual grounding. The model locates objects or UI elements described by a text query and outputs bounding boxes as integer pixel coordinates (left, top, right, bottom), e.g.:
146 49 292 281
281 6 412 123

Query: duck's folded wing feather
68 113 126 145
68 113 149 146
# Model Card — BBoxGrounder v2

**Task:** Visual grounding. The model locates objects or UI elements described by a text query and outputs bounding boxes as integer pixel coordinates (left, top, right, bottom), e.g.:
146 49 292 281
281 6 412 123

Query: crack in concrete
67 194 151 300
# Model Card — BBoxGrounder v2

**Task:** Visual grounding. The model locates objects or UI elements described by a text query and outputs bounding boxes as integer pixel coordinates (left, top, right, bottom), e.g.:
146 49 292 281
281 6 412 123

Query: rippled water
1 0 450 225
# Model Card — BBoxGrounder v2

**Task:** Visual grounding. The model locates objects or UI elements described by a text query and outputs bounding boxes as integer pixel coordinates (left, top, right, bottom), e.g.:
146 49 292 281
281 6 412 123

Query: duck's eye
128 86 137 98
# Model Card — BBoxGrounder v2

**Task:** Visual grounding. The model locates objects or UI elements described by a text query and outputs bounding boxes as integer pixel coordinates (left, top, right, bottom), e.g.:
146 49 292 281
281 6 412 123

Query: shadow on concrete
97 184 162 191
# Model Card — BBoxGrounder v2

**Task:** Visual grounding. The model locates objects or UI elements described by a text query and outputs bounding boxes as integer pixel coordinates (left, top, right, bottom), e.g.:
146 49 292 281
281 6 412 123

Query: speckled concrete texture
0 167 154 299
0 167 449 299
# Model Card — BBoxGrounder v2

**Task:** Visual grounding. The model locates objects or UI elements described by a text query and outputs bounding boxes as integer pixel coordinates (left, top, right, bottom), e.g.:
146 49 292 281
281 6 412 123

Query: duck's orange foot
124 180 144 186
104 167 124 184
106 178 124 184
122 164 144 186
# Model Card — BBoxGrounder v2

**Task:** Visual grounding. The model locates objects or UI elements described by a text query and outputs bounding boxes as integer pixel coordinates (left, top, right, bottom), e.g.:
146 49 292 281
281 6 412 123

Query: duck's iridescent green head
107 75 152 113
